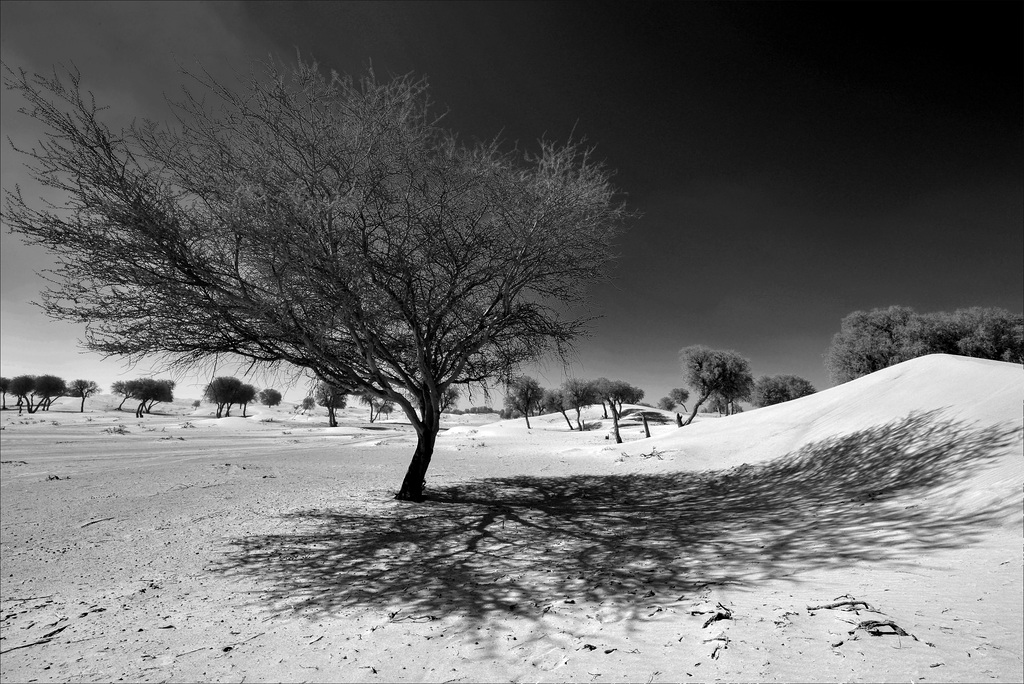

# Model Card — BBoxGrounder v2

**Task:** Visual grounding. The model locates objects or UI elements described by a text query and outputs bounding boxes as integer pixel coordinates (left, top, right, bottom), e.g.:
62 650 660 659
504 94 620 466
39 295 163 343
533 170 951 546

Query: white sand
1 353 1021 682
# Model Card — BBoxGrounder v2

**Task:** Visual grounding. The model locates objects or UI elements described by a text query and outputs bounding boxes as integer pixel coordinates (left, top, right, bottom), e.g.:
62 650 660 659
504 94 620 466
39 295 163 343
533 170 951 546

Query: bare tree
678 346 754 426
315 382 348 427
504 375 543 429
592 378 634 443
359 392 395 423
67 379 101 412
668 387 689 412
561 379 597 431
0 377 9 410
2 59 630 502
110 380 132 411
439 386 460 414
541 388 574 430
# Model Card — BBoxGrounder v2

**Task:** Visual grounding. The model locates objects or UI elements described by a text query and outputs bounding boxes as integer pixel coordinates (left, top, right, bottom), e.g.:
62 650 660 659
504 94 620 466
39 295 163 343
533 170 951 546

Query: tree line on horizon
0 374 173 416
0 375 98 414
825 305 1022 384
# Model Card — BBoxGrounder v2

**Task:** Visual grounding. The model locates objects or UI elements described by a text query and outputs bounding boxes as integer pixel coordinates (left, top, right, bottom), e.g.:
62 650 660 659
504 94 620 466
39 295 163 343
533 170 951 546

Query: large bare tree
2 59 630 501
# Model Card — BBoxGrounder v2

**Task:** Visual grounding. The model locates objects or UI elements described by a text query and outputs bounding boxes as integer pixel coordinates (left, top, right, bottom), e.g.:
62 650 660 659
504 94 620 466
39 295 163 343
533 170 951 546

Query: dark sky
1 1 1021 401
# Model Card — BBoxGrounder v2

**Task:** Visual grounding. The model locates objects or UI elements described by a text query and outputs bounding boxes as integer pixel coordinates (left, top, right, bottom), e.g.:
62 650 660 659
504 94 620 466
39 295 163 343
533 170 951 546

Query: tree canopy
678 346 753 425
503 375 543 429
751 375 816 407
67 379 102 412
825 305 1023 383
315 382 348 427
2 59 631 501
204 376 255 418
258 388 283 407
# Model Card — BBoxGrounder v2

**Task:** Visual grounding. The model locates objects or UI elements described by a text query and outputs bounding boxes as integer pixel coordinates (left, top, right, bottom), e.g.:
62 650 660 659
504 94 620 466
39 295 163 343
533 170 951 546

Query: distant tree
826 305 1023 384
316 383 349 427
9 375 37 413
192 400 201 409
437 386 461 414
591 378 642 443
0 376 9 410
33 375 67 411
540 388 574 430
908 307 1023 364
825 306 916 383
561 379 598 431
358 393 394 423
2 59 631 502
504 375 544 429
657 396 676 411
258 388 283 407
751 375 816 407
67 379 101 413
678 346 754 426
592 379 621 442
668 387 690 411
134 378 174 417
110 380 132 410
204 376 244 418
610 381 644 413
236 383 258 417
708 392 746 415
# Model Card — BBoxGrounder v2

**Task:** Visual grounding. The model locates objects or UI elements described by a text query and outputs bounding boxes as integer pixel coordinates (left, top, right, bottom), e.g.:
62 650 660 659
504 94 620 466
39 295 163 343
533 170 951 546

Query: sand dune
1 354 1021 682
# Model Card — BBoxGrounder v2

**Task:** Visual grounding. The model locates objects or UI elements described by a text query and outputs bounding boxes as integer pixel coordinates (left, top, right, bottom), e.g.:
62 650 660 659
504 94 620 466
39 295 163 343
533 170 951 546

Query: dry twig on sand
849 619 918 640
808 594 873 611
694 602 733 628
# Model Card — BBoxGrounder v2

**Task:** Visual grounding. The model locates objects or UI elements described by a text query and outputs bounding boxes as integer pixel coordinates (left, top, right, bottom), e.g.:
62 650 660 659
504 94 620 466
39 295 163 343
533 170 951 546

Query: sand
1 354 1021 682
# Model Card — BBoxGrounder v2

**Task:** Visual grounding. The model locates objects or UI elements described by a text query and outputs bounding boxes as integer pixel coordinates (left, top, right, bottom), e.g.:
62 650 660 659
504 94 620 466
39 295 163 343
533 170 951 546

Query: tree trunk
117 396 128 410
559 410 573 430
396 402 439 502
609 403 622 443
225 403 232 417
575 409 584 431
601 401 609 419
136 401 145 418
681 393 709 427
80 395 86 412
524 412 531 429
242 403 248 418
328 406 337 427
641 413 651 438
675 412 683 428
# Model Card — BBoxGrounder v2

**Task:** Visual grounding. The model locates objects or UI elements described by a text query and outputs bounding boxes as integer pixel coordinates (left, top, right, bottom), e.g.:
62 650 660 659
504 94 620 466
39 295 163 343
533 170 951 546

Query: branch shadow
214 410 1021 626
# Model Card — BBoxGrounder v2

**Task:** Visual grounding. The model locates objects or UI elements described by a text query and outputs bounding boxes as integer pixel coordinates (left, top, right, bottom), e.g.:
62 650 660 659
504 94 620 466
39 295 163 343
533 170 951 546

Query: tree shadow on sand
214 410 1021 625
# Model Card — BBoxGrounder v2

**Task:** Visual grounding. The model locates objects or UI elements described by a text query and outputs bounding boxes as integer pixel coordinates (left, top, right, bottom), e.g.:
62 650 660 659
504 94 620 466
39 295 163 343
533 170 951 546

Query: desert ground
1 354 1021 682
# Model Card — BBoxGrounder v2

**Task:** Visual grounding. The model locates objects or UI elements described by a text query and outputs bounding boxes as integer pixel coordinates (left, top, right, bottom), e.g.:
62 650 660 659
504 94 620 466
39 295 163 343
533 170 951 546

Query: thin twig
0 638 52 655
807 599 873 611
79 517 116 528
